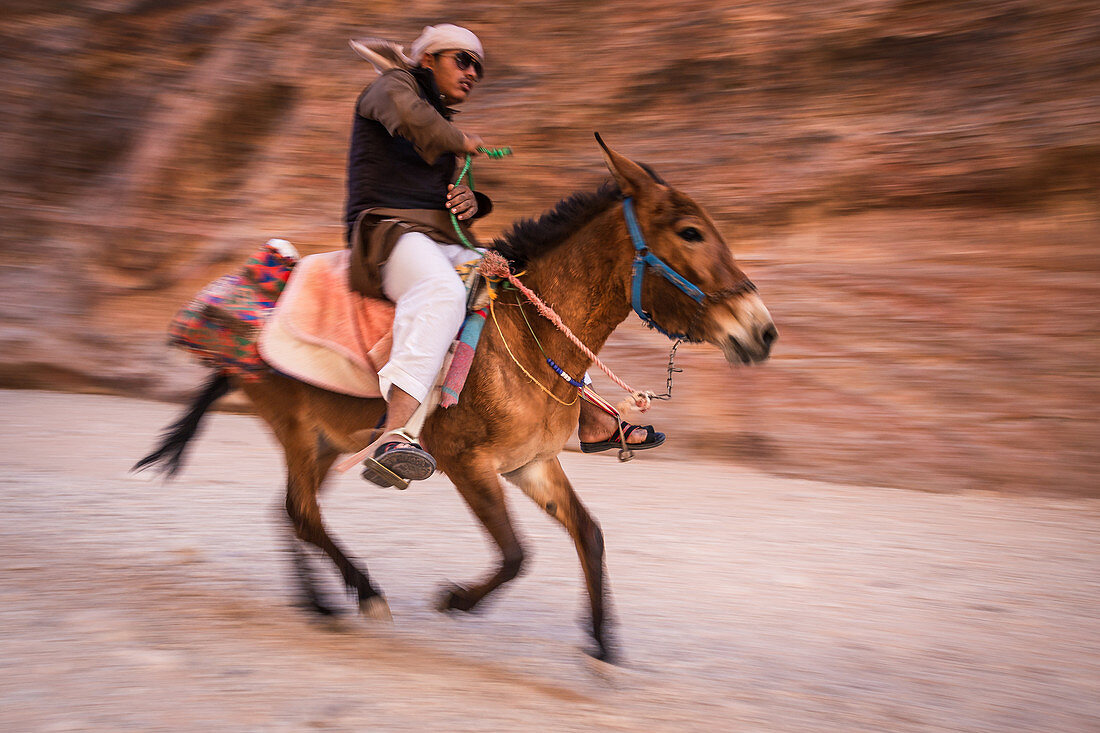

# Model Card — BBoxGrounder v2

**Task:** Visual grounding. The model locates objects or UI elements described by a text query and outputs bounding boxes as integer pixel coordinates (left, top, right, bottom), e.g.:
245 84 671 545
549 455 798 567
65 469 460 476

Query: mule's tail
132 371 232 477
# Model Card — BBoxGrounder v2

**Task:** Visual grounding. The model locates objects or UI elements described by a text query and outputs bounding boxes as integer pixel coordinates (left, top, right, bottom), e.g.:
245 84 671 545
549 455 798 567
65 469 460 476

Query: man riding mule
136 26 776 661
344 24 666 487
136 135 775 660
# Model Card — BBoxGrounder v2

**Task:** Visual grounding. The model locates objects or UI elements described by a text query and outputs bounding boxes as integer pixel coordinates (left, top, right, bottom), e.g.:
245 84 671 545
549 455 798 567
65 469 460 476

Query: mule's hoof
299 597 342 617
359 595 393 623
436 583 478 613
587 638 618 664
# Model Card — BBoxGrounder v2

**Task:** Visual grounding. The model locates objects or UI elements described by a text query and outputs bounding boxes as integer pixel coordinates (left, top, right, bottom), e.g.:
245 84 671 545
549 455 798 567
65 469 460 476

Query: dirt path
1 390 1097 732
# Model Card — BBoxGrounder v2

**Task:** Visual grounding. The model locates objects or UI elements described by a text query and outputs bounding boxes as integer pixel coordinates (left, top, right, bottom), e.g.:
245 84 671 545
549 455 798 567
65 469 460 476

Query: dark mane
490 181 621 269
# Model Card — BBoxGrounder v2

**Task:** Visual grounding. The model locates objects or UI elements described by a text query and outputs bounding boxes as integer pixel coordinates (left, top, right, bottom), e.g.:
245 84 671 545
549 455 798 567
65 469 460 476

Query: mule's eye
678 226 704 242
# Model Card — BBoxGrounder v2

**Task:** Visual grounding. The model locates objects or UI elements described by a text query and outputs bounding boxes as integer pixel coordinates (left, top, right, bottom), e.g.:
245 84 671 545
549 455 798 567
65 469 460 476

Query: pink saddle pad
259 250 395 398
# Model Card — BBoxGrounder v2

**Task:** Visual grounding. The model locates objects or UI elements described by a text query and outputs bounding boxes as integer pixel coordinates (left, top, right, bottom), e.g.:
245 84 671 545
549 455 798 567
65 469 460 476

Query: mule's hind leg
280 424 391 621
438 468 526 613
282 440 344 616
284 523 339 616
505 457 612 661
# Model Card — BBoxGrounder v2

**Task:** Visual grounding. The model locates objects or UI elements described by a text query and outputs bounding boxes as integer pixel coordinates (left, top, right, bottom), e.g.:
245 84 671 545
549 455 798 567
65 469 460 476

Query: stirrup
361 456 411 490
359 428 425 490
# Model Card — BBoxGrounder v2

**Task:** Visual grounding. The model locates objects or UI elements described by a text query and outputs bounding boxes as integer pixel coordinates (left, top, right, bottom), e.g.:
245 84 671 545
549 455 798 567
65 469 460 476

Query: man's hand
461 133 485 155
447 184 478 220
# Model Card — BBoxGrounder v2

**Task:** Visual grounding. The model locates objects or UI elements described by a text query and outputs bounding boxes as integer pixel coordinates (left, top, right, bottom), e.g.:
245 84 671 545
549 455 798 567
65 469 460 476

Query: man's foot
579 422 666 454
361 441 437 487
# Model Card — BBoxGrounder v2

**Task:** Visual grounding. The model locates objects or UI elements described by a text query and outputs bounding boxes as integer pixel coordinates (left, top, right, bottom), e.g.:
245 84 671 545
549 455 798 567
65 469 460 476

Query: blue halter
622 196 709 341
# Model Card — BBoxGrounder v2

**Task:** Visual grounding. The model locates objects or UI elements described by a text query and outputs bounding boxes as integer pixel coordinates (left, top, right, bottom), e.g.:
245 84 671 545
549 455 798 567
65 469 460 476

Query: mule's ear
595 132 658 198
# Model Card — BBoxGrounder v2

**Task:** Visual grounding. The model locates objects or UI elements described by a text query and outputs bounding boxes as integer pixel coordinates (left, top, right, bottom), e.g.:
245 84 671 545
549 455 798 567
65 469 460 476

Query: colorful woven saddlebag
168 239 299 379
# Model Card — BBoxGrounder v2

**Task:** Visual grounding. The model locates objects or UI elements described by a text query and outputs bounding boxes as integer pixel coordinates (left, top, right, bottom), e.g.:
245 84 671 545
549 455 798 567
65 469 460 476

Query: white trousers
378 232 474 403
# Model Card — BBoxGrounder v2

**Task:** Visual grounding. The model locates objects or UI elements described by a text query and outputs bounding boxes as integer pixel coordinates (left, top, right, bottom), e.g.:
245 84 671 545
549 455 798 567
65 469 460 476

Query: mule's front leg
505 458 613 661
438 469 526 613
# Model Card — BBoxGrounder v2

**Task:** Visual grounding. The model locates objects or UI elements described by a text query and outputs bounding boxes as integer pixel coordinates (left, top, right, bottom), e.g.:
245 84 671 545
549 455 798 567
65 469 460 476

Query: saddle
168 239 487 403
259 249 394 398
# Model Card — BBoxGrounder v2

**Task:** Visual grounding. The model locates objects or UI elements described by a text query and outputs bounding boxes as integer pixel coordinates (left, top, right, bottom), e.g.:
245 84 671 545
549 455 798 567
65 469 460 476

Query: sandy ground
0 389 1097 732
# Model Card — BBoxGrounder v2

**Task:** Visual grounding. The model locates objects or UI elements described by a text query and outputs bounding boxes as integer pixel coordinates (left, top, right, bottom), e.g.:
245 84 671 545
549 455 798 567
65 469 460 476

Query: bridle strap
624 197 706 308
622 196 754 342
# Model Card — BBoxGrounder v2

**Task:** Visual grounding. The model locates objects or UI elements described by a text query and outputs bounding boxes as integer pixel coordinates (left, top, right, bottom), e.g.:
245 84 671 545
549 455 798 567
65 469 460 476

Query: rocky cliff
1 0 1097 494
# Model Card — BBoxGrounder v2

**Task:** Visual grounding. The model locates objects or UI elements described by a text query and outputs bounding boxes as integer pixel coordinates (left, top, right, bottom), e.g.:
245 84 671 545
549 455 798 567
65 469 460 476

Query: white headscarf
409 24 484 64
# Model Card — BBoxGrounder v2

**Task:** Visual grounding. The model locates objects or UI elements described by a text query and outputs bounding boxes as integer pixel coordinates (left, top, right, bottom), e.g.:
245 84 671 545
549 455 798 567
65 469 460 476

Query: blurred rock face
1 1 1097 495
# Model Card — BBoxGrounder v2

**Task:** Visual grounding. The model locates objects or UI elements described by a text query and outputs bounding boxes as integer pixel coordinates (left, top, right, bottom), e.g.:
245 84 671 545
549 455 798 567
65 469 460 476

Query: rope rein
478 251 655 413
514 295 587 389
488 296 580 406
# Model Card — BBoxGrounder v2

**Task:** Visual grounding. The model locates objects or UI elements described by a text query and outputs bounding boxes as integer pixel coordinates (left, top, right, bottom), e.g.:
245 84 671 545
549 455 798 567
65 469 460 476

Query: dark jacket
342 67 491 298
343 67 491 239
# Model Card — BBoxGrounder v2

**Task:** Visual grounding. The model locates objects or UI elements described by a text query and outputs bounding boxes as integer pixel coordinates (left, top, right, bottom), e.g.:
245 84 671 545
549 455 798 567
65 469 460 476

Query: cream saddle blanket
259 249 395 398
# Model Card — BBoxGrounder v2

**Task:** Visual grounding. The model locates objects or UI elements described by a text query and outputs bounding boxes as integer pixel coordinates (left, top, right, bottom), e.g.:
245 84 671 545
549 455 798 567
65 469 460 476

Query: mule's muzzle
725 321 777 365
760 322 778 356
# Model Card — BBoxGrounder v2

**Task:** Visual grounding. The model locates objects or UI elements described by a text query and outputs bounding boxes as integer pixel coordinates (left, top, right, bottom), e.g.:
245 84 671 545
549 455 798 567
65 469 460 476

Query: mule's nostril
761 323 778 348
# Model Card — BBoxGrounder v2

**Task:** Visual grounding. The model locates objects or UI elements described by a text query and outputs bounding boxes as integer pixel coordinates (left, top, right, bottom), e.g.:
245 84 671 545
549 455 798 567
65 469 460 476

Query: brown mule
134 137 777 661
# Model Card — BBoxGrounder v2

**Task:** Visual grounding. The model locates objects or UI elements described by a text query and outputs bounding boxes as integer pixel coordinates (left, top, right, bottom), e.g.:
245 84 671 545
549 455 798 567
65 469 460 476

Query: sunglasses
435 50 484 79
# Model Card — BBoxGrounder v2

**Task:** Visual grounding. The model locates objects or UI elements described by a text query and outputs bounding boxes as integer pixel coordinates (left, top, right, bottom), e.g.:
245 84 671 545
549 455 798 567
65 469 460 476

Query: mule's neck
503 204 634 379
